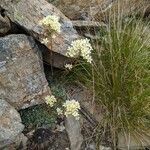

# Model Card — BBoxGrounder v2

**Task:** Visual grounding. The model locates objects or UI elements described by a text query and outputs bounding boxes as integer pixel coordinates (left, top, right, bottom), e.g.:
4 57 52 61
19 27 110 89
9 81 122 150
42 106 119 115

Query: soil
26 128 70 150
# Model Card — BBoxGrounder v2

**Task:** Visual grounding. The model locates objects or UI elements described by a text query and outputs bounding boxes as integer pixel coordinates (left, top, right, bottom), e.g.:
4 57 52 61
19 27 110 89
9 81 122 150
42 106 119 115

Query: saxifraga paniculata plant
66 15 150 149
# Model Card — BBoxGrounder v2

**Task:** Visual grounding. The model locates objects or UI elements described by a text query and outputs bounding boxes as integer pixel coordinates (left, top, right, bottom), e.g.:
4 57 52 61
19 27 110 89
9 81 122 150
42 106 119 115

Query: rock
50 0 114 20
72 20 104 28
72 20 106 40
3 133 28 149
15 133 28 149
0 0 79 56
0 34 51 109
0 15 11 35
38 43 74 69
65 116 83 150
51 0 150 21
43 50 73 68
118 132 150 150
0 99 24 148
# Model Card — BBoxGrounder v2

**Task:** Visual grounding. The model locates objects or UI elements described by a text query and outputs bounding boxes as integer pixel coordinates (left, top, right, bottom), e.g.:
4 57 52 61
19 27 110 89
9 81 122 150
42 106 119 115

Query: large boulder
0 0 79 56
0 34 51 109
0 99 24 148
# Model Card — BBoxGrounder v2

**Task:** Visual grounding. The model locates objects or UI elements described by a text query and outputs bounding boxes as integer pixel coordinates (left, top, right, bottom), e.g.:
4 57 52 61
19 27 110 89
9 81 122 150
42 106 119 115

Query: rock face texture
65 116 83 150
41 46 74 69
0 99 24 148
51 0 113 20
51 0 149 21
0 15 11 35
0 34 51 109
118 132 150 150
0 0 79 56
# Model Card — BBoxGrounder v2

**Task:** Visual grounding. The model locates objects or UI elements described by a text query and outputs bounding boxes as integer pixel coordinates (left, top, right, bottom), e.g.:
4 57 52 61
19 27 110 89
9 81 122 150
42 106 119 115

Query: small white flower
39 15 61 33
41 38 49 44
63 100 80 120
45 95 57 107
65 64 73 70
57 108 63 115
72 111 80 120
66 38 93 63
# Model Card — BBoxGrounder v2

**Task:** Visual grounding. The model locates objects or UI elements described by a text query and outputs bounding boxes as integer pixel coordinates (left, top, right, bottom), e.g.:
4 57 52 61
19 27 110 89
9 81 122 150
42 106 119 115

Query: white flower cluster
45 95 81 120
67 38 93 63
41 38 49 44
40 15 61 33
63 100 80 120
65 64 73 70
45 95 57 107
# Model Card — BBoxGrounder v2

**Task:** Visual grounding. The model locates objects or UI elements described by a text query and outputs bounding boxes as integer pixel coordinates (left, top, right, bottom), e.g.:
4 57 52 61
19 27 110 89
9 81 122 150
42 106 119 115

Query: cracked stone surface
0 99 24 148
0 34 51 109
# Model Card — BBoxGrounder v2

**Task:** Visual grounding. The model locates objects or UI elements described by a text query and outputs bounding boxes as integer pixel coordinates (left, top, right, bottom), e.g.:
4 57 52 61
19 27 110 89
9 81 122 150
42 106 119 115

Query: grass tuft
66 15 150 148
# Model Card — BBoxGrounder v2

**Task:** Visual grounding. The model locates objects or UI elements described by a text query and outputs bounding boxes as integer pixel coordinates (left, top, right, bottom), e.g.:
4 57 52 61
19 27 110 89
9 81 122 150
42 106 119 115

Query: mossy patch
19 104 57 130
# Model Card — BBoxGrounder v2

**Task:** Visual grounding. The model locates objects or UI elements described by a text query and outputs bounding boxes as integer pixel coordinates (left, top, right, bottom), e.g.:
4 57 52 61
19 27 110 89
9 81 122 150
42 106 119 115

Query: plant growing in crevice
39 15 61 45
44 93 81 121
19 104 57 129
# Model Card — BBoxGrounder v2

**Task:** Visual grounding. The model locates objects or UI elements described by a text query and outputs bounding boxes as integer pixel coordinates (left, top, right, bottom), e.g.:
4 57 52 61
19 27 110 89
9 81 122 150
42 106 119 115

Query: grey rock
42 48 74 69
118 132 150 150
0 99 24 148
72 20 106 40
0 34 51 109
0 0 79 56
72 20 105 28
65 116 83 150
0 15 11 35
49 0 114 20
51 0 149 21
